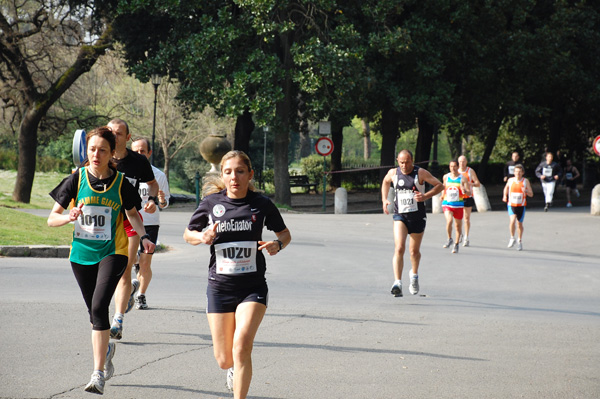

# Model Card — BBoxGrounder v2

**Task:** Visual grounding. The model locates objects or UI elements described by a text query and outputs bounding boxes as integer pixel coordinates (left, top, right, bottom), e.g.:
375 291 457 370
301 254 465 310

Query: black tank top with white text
392 165 426 218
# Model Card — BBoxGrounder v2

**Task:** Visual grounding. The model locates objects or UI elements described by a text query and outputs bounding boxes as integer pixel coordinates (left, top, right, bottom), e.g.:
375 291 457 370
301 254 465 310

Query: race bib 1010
74 205 112 240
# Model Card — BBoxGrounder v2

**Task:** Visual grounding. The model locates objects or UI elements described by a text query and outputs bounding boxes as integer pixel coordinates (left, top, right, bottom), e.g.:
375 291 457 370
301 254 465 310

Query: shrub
0 149 17 170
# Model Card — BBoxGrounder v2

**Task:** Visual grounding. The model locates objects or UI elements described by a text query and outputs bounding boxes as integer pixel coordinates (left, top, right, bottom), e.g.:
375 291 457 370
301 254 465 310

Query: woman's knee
90 304 110 330
394 244 406 256
232 334 255 363
409 248 421 259
214 350 233 370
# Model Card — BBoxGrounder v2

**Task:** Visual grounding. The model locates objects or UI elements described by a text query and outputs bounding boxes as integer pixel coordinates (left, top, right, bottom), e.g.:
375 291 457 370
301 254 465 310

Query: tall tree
1 0 114 203
113 0 367 205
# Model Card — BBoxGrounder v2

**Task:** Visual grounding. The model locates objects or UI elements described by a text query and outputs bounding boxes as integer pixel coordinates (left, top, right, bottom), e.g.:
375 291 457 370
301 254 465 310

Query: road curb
0 245 70 258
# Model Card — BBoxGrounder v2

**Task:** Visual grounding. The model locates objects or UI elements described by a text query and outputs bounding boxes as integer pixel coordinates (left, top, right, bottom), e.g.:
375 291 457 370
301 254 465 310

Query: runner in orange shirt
502 164 534 251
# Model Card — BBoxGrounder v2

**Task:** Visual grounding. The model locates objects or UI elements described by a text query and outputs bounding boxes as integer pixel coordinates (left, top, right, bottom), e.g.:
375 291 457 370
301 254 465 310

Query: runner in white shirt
457 155 480 247
535 152 562 212
131 137 171 309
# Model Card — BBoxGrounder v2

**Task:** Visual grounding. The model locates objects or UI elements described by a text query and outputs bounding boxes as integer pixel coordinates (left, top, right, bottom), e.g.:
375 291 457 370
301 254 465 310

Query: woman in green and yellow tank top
48 126 155 394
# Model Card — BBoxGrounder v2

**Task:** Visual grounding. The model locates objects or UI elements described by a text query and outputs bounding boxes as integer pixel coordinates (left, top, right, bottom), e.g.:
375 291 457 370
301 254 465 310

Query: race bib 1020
214 241 257 275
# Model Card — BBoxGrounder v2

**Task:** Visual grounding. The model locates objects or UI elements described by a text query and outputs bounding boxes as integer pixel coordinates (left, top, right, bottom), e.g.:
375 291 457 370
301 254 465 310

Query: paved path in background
1 208 599 399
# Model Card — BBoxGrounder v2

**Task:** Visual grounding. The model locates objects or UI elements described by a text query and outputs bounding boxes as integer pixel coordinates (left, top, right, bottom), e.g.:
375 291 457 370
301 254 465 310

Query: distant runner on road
503 164 534 251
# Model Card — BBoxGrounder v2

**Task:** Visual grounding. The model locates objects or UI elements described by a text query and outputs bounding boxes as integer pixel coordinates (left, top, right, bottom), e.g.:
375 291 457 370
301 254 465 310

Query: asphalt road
1 207 599 399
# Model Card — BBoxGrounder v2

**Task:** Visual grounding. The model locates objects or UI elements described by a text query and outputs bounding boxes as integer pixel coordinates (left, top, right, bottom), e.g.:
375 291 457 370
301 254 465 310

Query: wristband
140 234 152 242
274 239 283 252
148 196 158 205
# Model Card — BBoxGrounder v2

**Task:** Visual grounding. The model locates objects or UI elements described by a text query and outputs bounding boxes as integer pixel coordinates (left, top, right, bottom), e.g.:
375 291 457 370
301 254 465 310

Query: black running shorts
206 282 268 313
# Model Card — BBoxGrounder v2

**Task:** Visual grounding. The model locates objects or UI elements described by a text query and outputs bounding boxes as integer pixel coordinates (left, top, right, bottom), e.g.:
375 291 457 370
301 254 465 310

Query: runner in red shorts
107 118 159 340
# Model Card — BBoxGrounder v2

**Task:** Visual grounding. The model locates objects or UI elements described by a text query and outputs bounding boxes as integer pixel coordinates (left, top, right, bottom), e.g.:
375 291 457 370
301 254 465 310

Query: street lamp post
150 74 162 165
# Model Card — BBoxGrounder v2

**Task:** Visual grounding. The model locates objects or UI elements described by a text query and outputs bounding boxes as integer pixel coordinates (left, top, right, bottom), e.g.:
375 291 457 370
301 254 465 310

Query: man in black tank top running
381 150 443 298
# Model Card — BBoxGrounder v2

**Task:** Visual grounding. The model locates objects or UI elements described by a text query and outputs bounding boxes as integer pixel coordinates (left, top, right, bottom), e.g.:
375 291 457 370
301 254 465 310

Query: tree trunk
233 110 254 153
362 118 371 160
297 93 311 158
380 103 399 179
446 131 462 160
162 142 170 182
330 119 344 188
415 115 434 168
477 118 503 183
12 109 43 203
10 28 113 203
273 29 293 207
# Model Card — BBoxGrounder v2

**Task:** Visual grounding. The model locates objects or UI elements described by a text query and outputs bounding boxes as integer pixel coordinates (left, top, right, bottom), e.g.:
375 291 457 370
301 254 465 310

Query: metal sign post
315 137 334 212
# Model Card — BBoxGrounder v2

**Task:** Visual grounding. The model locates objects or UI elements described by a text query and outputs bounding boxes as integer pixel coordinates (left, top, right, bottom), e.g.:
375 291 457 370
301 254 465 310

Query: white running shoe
110 318 122 340
135 293 148 310
516 241 522 251
443 238 453 248
125 279 140 313
566 202 572 208
104 342 115 381
226 367 234 391
409 272 419 295
452 243 459 254
507 238 515 248
390 282 403 297
463 237 469 247
575 189 580 198
84 371 105 394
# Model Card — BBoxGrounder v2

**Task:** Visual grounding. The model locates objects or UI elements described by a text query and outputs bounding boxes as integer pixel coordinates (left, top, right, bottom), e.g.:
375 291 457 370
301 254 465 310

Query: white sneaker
575 189 580 198
507 238 515 248
516 241 522 251
125 279 140 313
104 342 116 380
566 202 572 208
226 367 234 391
463 236 469 247
443 238 453 248
110 317 122 340
452 243 459 253
390 281 403 297
84 371 105 394
135 293 148 310
409 272 419 295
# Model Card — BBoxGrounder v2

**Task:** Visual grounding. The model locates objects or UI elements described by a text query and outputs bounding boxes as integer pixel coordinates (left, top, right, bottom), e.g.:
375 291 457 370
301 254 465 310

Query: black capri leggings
71 255 127 330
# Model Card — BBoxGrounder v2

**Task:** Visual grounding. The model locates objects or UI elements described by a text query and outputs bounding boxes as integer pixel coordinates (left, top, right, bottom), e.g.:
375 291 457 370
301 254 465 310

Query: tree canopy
2 0 599 203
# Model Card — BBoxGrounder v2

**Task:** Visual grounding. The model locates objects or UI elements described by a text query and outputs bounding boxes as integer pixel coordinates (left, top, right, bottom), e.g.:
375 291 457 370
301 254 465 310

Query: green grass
0 206 73 245
0 169 192 246
0 170 67 209
0 169 73 244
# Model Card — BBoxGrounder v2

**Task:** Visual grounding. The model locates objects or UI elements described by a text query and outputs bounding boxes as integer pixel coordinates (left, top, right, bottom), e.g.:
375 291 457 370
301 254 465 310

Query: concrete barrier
473 184 492 212
0 245 70 258
591 184 600 215
335 188 348 214
432 192 443 214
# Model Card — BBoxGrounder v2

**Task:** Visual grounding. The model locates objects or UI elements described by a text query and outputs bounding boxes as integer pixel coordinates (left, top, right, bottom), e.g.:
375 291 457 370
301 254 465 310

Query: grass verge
0 207 72 245
1 169 192 247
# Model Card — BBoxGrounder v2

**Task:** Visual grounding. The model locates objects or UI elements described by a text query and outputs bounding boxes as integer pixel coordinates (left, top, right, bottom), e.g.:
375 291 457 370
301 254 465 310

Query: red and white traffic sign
594 135 600 156
315 137 334 156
